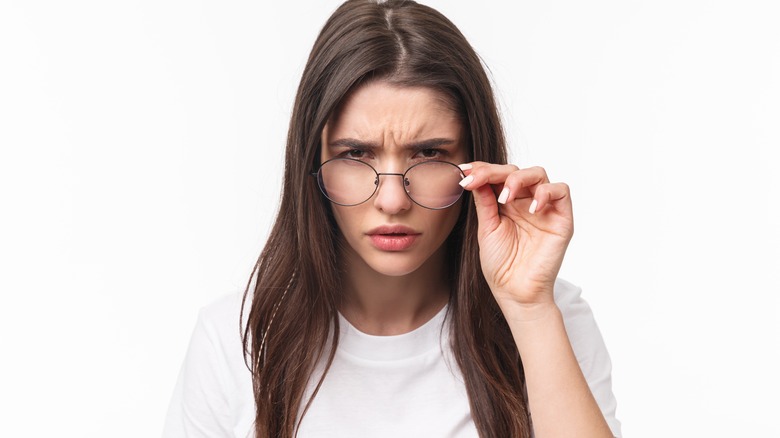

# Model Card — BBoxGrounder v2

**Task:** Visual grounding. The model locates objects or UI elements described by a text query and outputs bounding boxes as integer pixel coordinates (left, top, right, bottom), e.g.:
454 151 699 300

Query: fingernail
497 187 509 204
459 175 474 188
529 199 538 214
458 163 472 171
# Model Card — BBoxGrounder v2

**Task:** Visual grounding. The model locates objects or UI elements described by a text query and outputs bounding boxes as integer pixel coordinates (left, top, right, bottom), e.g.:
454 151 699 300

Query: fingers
458 161 572 216
460 162 548 200
527 182 572 216
459 162 533 188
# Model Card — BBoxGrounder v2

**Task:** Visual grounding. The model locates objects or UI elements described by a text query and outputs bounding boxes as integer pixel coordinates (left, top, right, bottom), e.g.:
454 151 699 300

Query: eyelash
417 148 445 159
343 149 370 159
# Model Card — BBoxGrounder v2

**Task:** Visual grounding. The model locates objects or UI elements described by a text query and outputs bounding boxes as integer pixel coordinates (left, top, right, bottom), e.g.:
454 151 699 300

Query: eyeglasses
311 158 466 210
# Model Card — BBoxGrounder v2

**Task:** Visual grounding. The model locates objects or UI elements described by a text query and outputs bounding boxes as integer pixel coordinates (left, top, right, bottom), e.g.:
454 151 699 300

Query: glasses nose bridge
373 171 410 190
371 169 412 213
375 171 406 178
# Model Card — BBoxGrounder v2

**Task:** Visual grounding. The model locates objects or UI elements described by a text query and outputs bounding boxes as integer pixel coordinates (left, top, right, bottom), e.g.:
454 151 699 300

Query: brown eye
345 149 366 159
418 148 443 159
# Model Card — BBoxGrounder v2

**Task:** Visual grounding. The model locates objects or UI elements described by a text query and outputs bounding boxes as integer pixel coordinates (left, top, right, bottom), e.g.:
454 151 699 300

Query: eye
343 149 368 159
416 148 445 159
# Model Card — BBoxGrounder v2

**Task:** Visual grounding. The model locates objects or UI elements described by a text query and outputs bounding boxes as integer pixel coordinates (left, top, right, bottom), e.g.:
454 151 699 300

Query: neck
337 245 450 336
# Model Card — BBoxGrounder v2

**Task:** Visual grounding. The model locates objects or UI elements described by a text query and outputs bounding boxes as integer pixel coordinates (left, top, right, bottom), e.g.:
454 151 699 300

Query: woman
164 1 621 437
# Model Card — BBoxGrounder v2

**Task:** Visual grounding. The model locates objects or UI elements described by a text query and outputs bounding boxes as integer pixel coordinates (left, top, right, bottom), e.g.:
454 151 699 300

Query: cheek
330 205 361 239
430 199 464 240
428 208 461 257
446 201 463 232
330 206 347 232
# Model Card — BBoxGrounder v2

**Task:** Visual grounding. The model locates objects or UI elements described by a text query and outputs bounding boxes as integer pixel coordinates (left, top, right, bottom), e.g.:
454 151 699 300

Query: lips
366 225 421 251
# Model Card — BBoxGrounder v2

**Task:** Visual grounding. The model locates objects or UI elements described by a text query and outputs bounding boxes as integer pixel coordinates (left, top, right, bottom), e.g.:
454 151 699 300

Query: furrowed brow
328 138 456 150
404 138 456 151
328 138 380 149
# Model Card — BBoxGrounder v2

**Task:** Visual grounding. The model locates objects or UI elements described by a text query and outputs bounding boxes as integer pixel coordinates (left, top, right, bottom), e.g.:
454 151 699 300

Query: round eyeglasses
312 158 466 210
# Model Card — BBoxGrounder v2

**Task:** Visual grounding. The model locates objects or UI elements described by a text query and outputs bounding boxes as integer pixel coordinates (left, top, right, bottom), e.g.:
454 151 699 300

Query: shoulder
163 291 255 437
192 290 248 361
199 290 246 326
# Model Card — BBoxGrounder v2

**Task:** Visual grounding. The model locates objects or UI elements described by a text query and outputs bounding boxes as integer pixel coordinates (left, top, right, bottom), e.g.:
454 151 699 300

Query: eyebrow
328 138 457 151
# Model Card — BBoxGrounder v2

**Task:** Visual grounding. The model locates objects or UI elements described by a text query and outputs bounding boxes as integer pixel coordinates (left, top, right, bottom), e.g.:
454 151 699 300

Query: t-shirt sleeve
163 296 246 438
554 278 622 438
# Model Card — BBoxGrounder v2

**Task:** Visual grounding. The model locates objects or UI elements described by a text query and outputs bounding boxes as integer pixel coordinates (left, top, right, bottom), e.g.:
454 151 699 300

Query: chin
338 233 448 279
363 253 429 277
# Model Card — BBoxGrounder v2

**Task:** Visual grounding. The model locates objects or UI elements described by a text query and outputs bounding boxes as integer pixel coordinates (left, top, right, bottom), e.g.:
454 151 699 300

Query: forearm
501 300 613 438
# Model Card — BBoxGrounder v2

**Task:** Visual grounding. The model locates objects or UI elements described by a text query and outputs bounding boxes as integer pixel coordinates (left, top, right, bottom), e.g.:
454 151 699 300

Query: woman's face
320 81 468 277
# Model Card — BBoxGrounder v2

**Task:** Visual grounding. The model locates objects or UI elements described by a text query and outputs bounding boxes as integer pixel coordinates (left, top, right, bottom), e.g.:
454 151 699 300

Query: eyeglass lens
317 159 464 209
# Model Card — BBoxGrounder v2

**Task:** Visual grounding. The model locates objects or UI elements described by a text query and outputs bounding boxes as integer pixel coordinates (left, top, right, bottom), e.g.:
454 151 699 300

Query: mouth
366 225 420 236
366 226 421 251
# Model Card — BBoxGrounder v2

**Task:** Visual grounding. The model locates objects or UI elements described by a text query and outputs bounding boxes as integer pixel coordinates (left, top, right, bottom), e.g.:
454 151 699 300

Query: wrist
496 297 561 323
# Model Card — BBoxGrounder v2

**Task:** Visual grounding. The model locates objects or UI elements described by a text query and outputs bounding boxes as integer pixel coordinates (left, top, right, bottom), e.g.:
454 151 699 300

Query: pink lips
366 225 421 251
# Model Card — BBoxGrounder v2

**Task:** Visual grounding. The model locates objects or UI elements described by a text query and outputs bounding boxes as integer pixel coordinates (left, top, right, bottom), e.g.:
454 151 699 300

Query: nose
372 172 412 214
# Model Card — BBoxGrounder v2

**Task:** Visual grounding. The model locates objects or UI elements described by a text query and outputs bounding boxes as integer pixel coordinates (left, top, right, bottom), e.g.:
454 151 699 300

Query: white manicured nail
458 163 472 171
459 175 474 187
529 199 538 214
497 187 509 204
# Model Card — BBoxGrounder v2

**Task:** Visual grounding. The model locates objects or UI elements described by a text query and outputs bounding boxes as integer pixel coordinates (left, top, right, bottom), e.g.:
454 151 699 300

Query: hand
458 163 574 310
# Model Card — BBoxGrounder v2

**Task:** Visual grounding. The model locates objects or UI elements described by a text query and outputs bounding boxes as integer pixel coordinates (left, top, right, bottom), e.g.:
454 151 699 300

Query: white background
1 0 778 436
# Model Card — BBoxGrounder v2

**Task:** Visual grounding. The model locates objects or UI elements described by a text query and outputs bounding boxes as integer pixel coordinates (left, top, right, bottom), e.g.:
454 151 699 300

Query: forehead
325 81 464 142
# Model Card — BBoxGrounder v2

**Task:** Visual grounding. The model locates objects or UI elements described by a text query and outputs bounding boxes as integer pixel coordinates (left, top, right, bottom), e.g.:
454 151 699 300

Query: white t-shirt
163 277 622 437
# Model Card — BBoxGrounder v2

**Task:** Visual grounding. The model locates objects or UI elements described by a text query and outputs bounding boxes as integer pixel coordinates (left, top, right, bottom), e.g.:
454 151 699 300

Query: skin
321 80 612 437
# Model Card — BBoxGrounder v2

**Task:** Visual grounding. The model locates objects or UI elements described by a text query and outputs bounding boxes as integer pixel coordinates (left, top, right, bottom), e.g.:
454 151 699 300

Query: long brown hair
241 1 531 436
